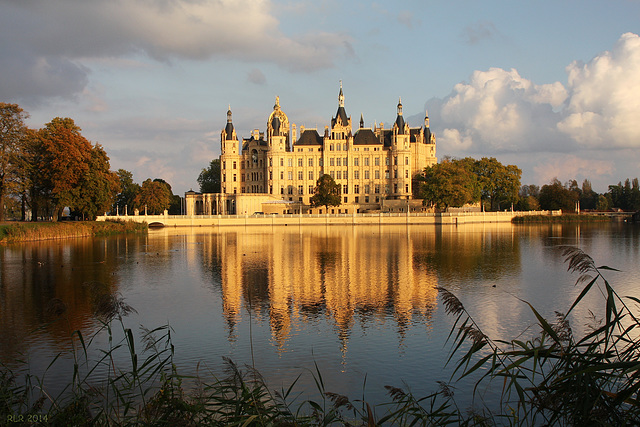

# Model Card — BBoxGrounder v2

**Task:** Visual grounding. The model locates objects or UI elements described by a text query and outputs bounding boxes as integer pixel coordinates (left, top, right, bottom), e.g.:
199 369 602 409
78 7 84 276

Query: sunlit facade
186 84 437 215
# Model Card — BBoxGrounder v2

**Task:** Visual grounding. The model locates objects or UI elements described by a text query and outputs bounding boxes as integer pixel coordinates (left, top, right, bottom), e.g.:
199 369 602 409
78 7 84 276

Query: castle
185 84 437 215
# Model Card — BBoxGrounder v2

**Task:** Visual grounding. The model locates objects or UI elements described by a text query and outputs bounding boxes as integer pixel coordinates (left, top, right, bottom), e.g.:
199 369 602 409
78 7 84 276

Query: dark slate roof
353 128 381 145
225 122 235 140
271 115 281 135
424 126 432 143
332 106 349 128
382 130 393 147
395 114 406 133
241 136 268 150
295 129 323 145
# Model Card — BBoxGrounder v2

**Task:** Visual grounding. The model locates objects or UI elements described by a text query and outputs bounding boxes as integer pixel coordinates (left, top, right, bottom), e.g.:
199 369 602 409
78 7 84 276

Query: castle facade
185 85 437 215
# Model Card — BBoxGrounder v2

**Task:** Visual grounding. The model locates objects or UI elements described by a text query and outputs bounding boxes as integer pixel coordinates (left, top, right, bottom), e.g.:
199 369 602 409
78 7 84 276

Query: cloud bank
0 0 351 103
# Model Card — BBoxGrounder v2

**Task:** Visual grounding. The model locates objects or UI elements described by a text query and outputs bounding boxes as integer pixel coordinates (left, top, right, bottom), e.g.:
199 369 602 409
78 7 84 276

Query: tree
197 159 221 193
310 174 341 210
471 157 522 211
71 144 119 220
37 118 93 220
153 178 181 214
0 103 29 221
579 179 599 210
134 179 172 214
417 159 479 210
539 178 579 211
114 169 141 214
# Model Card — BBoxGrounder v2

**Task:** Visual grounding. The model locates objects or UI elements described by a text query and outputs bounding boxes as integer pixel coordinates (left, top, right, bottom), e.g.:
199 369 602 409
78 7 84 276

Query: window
298 171 303 180
242 174 246 182
288 158 293 167
375 170 380 179
355 197 359 203
364 157 369 166
269 158 273 166
405 170 409 178
319 158 324 166
270 185 273 194
223 173 226 182
280 158 284 166
298 185 303 194
280 186 284 194
343 157 348 165
365 184 370 193
343 185 348 194
330 158 335 166
309 185 314 194
354 170 359 179
386 157 390 166
343 144 347 151
298 158 303 167
330 171 335 179
343 197 348 203
405 184 409 193
394 170 398 179
375 157 380 166
354 184 360 194
343 171 348 179
288 187 293 194
375 184 380 194
365 196 369 203
330 144 334 151
269 171 272 180
354 157 359 166
364 170 370 179
223 161 226 169
336 158 341 166
336 143 341 151
308 158 313 167
233 161 237 169
385 184 390 193
405 156 409 165
337 171 342 180
280 171 284 180
308 171 314 180
394 156 398 165
288 171 293 180
393 183 398 193
233 174 236 182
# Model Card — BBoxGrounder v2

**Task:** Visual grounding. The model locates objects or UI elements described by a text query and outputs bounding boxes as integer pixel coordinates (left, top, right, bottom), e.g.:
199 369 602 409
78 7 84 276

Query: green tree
579 179 599 210
71 144 119 220
472 157 522 211
37 118 93 220
417 159 479 210
310 174 341 211
197 159 221 193
0 103 29 221
134 179 172 214
539 178 579 211
114 169 141 214
153 178 181 214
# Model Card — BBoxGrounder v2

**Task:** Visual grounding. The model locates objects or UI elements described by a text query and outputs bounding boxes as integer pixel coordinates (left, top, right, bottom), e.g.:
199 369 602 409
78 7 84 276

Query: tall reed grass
2 246 638 425
0 220 146 243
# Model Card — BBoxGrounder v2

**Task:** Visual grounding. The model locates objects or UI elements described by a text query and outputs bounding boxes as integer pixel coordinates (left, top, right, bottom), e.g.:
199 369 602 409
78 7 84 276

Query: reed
0 220 147 243
512 213 611 223
2 247 638 425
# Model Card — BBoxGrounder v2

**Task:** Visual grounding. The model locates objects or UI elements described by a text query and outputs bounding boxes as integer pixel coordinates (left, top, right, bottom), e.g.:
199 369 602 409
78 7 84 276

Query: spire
338 80 344 108
424 109 429 128
359 113 364 129
394 97 406 134
397 97 403 116
274 96 280 110
225 105 235 140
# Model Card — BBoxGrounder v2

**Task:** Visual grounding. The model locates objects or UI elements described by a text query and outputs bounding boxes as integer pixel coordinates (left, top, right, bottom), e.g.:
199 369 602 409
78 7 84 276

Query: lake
1 221 638 410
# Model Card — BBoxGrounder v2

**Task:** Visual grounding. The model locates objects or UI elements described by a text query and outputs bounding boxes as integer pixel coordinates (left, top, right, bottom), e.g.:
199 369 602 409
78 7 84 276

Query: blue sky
2 0 640 194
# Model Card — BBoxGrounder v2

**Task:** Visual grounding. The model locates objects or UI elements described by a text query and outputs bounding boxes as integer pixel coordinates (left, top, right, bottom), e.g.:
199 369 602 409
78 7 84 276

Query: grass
1 247 639 425
0 220 147 243
512 213 613 223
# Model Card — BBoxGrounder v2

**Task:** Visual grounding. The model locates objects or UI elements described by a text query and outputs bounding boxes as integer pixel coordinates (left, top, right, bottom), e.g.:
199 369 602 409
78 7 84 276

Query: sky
1 0 640 195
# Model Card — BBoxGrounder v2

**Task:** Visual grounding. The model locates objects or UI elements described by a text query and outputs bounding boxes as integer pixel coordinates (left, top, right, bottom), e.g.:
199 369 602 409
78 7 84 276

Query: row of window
224 155 410 170
225 168 411 183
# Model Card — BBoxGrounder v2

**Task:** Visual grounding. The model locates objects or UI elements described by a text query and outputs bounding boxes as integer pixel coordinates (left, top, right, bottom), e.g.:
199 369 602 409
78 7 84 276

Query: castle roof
296 129 323 145
353 128 381 145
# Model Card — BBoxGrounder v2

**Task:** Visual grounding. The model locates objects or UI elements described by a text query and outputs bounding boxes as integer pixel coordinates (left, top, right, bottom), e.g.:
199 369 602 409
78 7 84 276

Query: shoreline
0 220 147 244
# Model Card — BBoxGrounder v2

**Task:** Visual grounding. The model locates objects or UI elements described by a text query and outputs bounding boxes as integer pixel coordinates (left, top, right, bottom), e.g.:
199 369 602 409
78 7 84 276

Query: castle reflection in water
189 226 440 352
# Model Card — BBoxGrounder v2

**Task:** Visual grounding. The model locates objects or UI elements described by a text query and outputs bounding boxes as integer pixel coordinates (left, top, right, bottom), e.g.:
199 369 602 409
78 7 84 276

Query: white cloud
461 21 499 45
247 68 267 85
433 67 568 153
0 0 352 103
558 32 640 148
533 155 614 186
